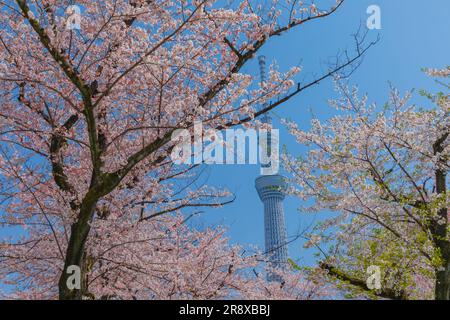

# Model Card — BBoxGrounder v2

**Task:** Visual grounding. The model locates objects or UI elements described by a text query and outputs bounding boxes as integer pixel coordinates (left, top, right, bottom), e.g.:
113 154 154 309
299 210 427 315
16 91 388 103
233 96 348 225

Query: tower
254 56 289 280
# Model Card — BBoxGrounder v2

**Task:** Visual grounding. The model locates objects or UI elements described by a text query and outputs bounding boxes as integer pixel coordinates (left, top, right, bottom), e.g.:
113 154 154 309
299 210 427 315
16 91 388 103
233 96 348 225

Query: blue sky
193 0 450 266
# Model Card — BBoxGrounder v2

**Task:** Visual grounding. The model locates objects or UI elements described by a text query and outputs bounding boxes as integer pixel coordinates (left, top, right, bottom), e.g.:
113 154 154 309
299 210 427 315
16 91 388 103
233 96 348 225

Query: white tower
254 56 289 281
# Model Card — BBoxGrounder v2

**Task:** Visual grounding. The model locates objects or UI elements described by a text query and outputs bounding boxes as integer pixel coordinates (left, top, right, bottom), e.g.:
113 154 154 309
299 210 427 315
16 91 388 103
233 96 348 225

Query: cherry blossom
0 0 360 299
283 71 449 299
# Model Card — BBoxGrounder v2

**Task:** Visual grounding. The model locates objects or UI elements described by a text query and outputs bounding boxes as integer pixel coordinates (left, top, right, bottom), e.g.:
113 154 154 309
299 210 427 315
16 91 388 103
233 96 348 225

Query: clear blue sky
193 0 450 267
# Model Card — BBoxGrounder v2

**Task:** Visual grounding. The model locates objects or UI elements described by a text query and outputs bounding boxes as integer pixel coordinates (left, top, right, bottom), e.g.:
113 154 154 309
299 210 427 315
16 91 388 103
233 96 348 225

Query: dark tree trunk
58 195 98 300
433 168 449 300
433 130 449 300
435 245 450 300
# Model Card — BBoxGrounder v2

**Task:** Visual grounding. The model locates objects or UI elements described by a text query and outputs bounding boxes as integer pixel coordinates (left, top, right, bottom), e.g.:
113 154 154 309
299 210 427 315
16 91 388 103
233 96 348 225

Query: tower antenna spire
258 55 271 124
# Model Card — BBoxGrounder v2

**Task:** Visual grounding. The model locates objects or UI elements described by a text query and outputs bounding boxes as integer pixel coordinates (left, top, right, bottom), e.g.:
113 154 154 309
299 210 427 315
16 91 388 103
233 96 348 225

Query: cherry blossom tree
283 67 450 299
1 211 333 299
0 0 373 299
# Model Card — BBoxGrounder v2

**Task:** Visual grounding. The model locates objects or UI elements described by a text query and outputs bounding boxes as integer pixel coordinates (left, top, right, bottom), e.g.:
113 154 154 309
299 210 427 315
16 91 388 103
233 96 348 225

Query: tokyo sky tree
254 56 289 280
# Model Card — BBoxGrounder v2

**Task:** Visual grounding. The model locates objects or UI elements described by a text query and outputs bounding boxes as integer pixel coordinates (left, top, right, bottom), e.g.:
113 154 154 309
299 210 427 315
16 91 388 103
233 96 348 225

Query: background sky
190 0 450 267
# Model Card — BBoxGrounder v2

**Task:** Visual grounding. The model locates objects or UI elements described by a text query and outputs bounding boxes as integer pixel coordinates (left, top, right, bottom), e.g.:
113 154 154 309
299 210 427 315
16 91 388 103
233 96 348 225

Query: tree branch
319 262 408 300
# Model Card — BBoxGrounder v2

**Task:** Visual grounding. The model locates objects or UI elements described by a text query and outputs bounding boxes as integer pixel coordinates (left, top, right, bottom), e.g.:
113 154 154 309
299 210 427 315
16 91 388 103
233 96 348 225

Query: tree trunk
58 195 98 300
432 130 449 300
435 245 450 300
433 166 449 300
